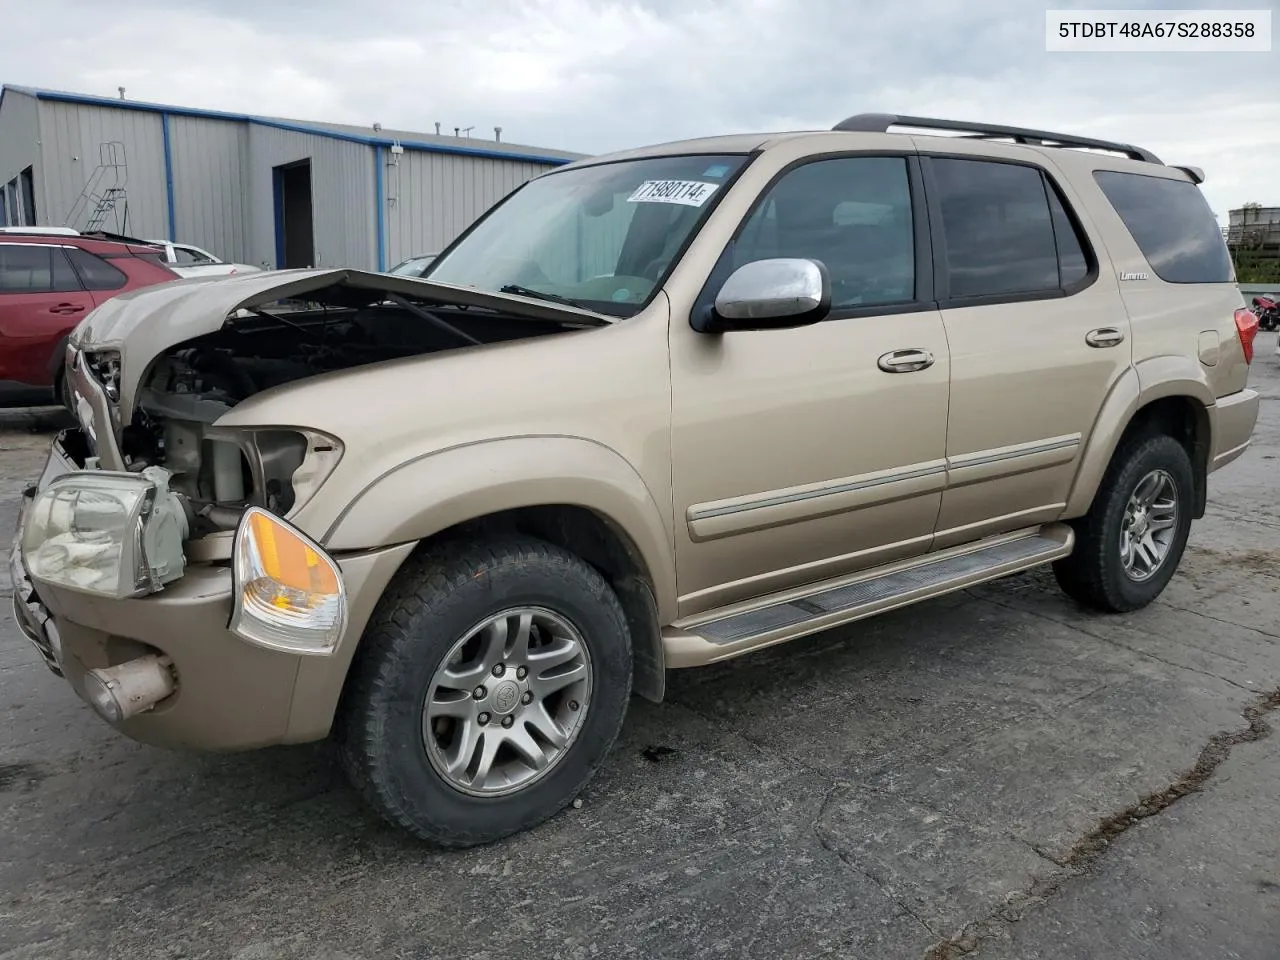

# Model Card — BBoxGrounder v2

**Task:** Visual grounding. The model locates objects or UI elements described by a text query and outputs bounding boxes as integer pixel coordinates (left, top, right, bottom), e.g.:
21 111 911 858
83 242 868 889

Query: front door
669 153 951 617
918 151 1134 548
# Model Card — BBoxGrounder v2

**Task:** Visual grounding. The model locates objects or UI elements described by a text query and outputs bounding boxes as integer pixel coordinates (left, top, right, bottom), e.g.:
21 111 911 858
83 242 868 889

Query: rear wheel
1053 433 1194 613
337 536 633 847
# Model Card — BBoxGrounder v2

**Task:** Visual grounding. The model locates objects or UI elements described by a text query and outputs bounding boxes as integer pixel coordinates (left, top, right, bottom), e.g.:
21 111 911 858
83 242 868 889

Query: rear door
918 150 1134 548
0 243 93 386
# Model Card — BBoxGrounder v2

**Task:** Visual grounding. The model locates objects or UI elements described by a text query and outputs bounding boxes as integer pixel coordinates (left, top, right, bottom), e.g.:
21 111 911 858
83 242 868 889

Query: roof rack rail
832 113 1162 165
82 229 153 245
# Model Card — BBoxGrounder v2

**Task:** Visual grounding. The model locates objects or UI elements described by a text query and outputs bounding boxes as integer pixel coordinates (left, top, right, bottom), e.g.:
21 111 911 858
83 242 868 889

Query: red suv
0 233 179 403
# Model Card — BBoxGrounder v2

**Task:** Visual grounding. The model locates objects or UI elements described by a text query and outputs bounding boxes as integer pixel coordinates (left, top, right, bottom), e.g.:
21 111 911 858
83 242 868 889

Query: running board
663 525 1074 668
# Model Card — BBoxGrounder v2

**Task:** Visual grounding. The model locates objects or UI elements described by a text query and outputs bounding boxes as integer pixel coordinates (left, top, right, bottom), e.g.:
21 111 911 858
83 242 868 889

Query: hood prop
386 294 483 347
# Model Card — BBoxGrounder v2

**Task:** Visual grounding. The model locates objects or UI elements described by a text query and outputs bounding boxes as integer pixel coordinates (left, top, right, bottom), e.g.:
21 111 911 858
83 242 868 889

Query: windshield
424 154 748 317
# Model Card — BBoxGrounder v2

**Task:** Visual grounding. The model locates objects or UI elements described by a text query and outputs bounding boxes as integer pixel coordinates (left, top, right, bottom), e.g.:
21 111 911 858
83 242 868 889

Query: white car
149 241 263 278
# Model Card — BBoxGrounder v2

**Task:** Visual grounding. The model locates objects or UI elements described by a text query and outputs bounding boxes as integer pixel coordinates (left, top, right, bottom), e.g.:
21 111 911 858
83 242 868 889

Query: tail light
1234 308 1259 364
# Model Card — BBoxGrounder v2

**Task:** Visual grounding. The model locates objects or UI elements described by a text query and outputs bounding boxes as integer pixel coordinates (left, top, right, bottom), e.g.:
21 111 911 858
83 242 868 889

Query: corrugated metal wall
37 100 169 237
383 151 551 265
0 90 575 272
169 116 252 263
247 125 375 269
0 90 42 225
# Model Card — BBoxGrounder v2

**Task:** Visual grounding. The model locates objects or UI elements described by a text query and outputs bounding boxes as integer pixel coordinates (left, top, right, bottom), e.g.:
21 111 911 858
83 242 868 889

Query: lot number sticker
627 180 720 207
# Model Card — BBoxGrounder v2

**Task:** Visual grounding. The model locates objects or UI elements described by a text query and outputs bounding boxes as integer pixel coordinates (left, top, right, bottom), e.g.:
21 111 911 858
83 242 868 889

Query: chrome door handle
877 348 934 373
1085 327 1125 348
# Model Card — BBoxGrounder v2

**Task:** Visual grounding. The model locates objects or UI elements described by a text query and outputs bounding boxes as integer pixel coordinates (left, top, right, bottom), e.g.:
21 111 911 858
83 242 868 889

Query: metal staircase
65 141 130 234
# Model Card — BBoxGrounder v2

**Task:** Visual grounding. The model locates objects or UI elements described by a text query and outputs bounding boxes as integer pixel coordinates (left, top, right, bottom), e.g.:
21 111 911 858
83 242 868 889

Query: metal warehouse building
0 84 583 271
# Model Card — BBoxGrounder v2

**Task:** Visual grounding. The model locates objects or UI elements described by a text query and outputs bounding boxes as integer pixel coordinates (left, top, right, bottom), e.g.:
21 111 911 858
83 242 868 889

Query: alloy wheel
422 606 593 797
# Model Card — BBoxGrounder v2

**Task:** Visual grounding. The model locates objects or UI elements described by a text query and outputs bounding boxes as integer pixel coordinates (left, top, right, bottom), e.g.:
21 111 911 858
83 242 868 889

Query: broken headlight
21 468 189 598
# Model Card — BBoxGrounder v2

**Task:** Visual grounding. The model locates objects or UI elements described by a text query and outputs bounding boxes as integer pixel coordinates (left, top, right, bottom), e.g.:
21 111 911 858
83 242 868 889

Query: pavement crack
1021 839 1066 869
811 782 940 940
920 687 1280 960
1202 508 1280 533
973 594 1263 695
1053 681 1118 712
1153 599 1280 644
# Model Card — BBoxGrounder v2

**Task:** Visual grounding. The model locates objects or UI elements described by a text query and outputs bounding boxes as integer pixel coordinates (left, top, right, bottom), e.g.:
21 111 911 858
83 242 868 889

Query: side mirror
704 258 831 332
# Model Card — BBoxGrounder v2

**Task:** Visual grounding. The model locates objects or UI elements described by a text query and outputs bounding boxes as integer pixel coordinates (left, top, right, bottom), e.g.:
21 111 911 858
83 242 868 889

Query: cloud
3 0 1277 217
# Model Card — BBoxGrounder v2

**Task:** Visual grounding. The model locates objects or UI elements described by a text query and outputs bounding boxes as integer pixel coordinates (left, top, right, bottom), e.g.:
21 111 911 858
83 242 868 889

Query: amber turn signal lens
230 507 347 655
246 511 340 597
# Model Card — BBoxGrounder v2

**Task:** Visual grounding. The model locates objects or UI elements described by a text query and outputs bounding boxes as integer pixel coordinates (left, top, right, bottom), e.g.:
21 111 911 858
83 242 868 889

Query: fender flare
1065 358 1214 517
322 435 678 622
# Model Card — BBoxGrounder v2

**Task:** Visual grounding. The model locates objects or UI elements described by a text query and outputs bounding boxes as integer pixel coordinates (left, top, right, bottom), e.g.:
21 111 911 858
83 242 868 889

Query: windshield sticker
627 180 720 207
701 164 731 178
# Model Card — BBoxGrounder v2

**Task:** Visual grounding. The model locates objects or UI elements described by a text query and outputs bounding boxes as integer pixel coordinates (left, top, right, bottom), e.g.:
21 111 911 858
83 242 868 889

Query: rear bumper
11 439 414 752
1209 387 1260 472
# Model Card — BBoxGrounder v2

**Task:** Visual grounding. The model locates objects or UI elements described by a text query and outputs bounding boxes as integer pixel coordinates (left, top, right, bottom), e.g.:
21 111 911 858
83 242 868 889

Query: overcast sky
4 0 1277 219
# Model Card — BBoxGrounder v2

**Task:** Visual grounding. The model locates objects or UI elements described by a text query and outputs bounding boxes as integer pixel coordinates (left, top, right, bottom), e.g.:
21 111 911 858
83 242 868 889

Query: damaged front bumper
9 440 79 675
10 508 65 677
10 432 414 751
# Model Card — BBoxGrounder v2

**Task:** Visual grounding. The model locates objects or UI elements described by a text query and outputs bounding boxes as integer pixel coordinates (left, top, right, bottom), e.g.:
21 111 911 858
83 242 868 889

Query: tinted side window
0 245 82 293
932 158 1061 299
730 156 916 309
67 248 128 290
1093 171 1231 283
1047 184 1089 287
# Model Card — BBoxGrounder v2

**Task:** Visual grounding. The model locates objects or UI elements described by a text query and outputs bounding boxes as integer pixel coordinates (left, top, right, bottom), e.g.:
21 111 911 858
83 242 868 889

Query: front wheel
1053 433 1194 613
337 536 633 847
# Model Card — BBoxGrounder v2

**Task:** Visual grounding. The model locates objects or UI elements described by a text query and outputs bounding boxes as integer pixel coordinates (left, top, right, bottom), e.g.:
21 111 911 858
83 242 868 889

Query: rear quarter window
1093 170 1232 284
66 248 128 290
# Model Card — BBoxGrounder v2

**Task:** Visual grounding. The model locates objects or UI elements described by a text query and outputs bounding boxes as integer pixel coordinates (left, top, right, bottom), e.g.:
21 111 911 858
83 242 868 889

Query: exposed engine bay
75 283 592 537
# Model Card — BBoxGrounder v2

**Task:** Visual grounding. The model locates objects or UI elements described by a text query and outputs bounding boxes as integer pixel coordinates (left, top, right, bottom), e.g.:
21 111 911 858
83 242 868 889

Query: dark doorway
19 167 36 225
273 159 314 268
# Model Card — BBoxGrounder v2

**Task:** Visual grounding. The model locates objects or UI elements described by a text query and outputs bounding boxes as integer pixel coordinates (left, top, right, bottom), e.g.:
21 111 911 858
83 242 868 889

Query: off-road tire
336 536 632 847
1053 433 1194 613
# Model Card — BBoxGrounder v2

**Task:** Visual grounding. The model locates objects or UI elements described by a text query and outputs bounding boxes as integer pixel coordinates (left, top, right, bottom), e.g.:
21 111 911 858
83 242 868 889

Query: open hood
69 267 614 419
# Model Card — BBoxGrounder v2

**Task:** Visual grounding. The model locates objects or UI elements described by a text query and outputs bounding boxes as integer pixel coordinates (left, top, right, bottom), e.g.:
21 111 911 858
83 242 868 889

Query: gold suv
10 114 1262 846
